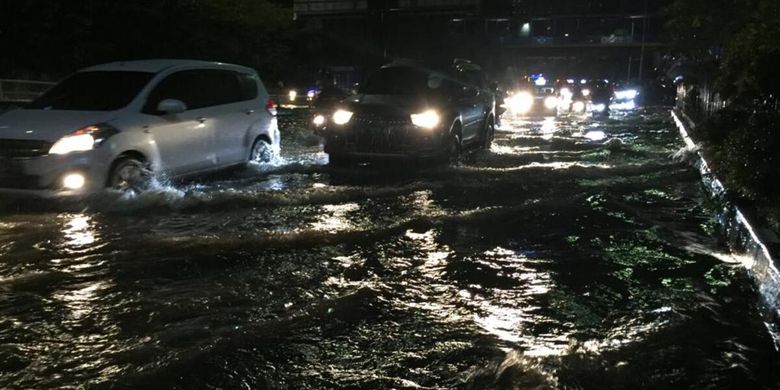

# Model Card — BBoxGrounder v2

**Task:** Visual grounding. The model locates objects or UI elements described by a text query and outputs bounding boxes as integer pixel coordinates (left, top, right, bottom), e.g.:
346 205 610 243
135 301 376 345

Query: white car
0 59 280 196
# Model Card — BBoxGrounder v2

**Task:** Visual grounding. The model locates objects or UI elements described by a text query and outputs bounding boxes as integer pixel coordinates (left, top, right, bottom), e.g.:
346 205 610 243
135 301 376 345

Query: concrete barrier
672 110 780 330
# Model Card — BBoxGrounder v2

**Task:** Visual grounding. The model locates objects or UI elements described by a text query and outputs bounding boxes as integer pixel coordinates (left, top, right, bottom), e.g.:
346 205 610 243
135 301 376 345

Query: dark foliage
0 0 295 80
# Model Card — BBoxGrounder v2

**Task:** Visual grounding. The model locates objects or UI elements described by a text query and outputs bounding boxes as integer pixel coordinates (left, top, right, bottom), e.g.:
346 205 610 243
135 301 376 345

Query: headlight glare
509 91 534 114
49 124 118 155
332 109 354 125
49 133 95 155
410 109 440 129
544 96 559 110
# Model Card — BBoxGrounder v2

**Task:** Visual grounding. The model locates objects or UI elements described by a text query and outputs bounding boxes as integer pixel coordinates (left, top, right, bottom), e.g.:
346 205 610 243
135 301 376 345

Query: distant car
319 60 496 163
0 59 280 197
558 84 588 114
505 82 559 117
586 80 614 116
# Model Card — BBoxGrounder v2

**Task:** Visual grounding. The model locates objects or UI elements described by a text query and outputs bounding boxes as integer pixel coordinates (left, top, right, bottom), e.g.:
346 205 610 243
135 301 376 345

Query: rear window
360 67 456 96
28 71 154 111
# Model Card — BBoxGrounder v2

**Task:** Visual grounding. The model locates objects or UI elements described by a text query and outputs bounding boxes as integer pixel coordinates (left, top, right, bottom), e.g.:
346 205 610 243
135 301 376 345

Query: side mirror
157 99 187 114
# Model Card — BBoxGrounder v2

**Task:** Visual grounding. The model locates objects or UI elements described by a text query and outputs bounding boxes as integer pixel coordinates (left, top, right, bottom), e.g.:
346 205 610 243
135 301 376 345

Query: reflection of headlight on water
509 91 534 114
584 130 607 141
572 101 585 113
544 96 559 109
592 103 606 112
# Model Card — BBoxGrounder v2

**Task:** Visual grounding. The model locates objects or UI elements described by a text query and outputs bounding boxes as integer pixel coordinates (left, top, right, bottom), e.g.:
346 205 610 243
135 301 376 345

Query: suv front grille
0 139 52 158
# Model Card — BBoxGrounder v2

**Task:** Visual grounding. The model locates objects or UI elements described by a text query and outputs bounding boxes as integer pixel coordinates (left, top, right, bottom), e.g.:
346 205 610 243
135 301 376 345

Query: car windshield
359 66 453 96
28 71 154 111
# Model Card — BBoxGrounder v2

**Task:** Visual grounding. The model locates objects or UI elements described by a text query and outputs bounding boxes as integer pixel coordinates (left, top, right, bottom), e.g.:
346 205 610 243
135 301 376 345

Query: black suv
319 60 495 163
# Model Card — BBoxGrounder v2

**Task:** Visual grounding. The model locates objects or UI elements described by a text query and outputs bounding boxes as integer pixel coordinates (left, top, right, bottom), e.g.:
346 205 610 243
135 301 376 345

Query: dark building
292 0 668 83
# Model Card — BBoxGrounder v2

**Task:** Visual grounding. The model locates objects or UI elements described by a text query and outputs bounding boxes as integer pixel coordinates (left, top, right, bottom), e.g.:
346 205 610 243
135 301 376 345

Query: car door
456 72 483 143
202 70 261 166
141 70 216 176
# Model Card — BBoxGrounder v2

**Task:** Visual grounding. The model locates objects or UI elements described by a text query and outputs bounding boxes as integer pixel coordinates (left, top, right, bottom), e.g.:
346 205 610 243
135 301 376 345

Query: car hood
0 109 118 141
345 94 443 115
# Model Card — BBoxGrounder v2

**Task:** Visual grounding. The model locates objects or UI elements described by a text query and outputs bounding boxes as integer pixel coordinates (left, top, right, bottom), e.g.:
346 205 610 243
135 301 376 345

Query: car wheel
108 157 152 194
481 117 495 149
250 137 273 164
444 132 461 164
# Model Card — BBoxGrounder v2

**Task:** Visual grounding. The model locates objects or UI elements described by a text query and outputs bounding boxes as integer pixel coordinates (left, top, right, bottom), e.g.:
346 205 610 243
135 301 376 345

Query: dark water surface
1 109 778 389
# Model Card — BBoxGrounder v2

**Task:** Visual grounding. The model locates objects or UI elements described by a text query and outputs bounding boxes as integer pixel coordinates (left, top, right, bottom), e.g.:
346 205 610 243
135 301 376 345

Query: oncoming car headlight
509 91 534 114
49 124 118 155
544 96 559 110
332 109 354 125
410 109 440 129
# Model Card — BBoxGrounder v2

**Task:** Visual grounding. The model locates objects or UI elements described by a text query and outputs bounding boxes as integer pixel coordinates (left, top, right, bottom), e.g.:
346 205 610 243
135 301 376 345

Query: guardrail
0 79 55 102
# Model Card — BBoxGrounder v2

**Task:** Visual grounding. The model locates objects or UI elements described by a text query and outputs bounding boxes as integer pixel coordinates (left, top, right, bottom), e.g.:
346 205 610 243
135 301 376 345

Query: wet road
1 108 779 389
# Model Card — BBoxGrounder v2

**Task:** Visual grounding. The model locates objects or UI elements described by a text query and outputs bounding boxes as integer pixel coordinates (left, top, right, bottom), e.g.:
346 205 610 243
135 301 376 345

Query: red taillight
266 98 277 116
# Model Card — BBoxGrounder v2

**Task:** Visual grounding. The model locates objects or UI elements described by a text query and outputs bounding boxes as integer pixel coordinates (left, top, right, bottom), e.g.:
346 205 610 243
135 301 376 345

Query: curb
671 110 780 328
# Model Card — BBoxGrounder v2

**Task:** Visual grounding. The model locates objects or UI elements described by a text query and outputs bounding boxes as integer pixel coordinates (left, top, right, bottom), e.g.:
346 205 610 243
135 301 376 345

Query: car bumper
322 127 447 160
0 150 111 197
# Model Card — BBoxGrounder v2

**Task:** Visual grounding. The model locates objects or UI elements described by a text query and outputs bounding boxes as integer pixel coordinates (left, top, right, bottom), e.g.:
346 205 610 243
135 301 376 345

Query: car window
237 73 259 101
458 69 485 89
28 71 154 111
360 66 455 97
144 69 254 114
143 70 203 113
199 70 244 107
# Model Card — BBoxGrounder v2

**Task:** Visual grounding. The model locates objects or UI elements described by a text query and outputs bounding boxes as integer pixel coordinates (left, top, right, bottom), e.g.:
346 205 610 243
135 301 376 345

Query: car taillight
266 98 277 116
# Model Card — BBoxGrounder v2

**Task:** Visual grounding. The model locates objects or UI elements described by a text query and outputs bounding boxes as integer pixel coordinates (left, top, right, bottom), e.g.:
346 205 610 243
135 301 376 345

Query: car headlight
410 109 440 129
544 96 559 110
509 91 534 114
581 88 591 97
49 124 118 155
288 90 297 102
572 101 586 113
312 114 326 126
332 109 354 125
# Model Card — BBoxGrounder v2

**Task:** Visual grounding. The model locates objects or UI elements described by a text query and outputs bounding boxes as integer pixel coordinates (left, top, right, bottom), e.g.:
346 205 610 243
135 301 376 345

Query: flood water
1 108 778 389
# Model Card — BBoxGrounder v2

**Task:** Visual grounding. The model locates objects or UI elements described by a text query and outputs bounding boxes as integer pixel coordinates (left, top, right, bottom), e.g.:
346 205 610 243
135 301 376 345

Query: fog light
62 173 85 190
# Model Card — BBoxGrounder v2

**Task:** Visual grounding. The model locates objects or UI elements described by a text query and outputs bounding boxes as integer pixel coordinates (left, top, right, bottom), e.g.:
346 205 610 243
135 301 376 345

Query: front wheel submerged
444 133 461 164
250 138 273 164
108 157 152 194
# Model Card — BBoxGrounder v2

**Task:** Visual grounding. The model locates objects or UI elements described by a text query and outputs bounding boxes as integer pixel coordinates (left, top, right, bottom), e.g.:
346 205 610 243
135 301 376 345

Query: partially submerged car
0 59 279 197
319 60 495 164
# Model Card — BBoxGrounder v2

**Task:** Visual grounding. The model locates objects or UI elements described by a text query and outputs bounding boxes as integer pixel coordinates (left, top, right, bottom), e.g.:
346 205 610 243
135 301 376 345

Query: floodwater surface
0 108 778 389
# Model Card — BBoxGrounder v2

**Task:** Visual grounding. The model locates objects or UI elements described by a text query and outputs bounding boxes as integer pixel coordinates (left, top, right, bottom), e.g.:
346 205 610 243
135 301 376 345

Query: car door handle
196 117 207 123
245 109 255 115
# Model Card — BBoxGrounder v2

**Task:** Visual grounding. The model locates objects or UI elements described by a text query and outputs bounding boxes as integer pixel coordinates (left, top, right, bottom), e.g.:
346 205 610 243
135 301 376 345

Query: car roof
79 59 255 74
